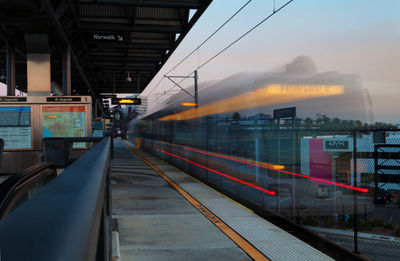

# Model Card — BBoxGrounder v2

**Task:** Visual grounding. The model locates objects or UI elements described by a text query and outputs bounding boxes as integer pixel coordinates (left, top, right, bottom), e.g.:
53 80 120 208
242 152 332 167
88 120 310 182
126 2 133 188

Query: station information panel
42 105 86 147
0 96 91 150
0 106 32 149
42 106 86 138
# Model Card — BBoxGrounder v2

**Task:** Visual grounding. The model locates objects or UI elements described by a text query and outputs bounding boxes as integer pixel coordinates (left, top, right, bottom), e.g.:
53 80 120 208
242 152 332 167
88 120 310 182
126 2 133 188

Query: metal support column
6 42 15 96
94 99 98 119
62 44 71 95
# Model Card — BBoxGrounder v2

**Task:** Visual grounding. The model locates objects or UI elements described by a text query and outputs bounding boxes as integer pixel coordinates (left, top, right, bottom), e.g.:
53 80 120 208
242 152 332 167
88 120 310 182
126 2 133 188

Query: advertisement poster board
42 106 86 147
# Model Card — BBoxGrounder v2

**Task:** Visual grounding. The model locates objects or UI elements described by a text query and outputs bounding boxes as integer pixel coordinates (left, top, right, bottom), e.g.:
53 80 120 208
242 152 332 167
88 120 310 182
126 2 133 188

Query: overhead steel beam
97 88 148 93
91 60 156 66
97 86 149 91
77 0 203 9
93 66 156 71
78 17 129 23
0 60 27 65
94 71 152 76
80 23 184 33
79 17 182 26
56 0 69 19
87 42 172 50
90 56 162 63
96 83 150 87
128 39 172 44
178 9 189 30
40 0 106 115
88 52 126 57
0 29 26 59
96 78 150 83
0 16 48 24
69 2 81 29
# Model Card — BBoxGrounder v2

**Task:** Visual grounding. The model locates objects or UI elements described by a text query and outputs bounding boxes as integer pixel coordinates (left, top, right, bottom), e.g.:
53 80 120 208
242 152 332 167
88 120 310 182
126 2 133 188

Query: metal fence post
277 120 280 213
353 129 359 253
374 145 378 191
292 119 296 221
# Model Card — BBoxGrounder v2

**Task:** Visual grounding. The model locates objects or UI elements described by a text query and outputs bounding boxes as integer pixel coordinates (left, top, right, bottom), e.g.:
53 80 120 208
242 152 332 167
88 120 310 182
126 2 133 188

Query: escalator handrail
0 162 57 218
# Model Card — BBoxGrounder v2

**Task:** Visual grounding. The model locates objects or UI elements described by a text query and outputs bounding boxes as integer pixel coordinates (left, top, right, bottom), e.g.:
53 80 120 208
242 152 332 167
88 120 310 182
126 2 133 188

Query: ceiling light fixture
126 72 132 82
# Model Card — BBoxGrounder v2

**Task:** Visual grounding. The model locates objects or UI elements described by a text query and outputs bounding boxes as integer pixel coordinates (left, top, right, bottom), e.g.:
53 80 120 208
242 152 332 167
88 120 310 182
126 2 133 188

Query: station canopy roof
0 0 212 96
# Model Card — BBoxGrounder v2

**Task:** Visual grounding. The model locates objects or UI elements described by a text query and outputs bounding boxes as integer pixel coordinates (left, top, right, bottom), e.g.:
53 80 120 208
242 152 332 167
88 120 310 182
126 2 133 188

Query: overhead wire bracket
164 75 195 99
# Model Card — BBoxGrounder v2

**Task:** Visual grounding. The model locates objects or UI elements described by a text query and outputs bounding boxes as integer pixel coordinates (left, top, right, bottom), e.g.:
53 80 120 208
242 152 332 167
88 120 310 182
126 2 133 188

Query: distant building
301 132 400 191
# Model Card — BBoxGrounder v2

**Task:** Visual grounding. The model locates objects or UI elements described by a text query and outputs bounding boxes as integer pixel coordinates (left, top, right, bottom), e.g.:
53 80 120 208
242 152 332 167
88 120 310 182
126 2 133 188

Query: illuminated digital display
0 106 31 149
159 84 344 121
111 98 141 105
268 84 344 95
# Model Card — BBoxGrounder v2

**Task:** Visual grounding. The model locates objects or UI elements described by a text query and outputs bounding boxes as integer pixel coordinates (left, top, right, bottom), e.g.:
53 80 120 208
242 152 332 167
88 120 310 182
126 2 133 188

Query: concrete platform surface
111 140 251 261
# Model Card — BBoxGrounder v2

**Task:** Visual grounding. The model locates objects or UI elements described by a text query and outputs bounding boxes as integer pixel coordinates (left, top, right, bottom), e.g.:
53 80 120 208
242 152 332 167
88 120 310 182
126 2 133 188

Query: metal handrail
0 138 4 168
0 137 112 261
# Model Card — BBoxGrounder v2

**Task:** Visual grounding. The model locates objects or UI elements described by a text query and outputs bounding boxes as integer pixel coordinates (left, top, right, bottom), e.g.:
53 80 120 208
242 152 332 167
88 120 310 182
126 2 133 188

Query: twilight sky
142 0 400 123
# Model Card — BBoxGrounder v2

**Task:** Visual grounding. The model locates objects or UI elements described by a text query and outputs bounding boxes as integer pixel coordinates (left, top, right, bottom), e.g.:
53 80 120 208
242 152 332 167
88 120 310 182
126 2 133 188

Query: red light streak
182 147 283 169
155 148 276 196
179 147 368 193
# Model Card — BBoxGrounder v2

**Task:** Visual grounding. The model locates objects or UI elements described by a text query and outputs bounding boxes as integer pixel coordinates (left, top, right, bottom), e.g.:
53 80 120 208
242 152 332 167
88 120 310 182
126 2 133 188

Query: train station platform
111 139 333 261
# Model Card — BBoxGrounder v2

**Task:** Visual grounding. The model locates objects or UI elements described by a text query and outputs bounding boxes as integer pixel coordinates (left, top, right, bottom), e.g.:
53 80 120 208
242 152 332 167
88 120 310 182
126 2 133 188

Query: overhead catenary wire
165 0 253 75
197 0 294 71
147 0 253 97
163 0 295 94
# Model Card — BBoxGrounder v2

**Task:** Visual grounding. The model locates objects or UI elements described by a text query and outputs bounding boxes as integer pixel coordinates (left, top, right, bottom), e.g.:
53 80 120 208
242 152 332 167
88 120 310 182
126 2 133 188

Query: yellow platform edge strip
123 141 269 261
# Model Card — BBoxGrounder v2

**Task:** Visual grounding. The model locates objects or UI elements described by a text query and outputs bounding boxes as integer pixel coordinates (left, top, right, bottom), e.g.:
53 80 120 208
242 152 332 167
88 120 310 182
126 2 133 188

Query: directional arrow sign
86 33 125 43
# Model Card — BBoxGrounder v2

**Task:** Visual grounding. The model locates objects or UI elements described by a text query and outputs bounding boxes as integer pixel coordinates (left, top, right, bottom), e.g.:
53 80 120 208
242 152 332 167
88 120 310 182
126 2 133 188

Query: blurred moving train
128 56 371 219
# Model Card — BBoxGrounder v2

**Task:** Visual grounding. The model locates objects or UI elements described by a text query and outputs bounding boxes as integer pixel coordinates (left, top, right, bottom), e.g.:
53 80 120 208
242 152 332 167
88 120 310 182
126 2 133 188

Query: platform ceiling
0 0 212 97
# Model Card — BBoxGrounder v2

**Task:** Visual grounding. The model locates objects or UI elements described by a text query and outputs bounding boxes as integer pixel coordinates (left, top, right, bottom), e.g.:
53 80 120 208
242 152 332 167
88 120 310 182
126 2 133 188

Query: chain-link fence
287 129 400 261
135 116 400 260
207 127 400 260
